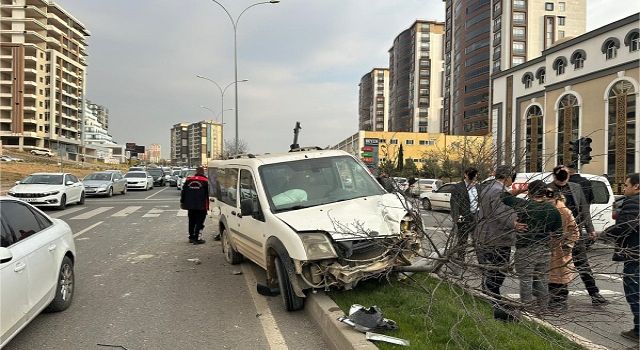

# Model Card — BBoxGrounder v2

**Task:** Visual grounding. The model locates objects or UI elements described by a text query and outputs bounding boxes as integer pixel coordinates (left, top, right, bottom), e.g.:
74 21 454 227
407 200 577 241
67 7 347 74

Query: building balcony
23 118 38 124
0 92 11 98
23 93 37 100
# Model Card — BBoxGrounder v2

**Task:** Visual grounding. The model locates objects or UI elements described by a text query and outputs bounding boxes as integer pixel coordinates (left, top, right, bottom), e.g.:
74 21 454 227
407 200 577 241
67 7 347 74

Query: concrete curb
305 292 378 350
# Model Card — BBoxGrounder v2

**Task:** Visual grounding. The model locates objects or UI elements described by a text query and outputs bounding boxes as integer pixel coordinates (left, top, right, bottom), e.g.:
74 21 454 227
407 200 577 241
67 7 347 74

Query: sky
55 0 639 158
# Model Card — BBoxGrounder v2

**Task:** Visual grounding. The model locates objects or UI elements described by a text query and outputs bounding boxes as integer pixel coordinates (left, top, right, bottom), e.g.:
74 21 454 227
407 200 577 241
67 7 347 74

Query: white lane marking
241 264 288 350
111 206 142 217
145 187 168 200
73 221 104 238
142 208 163 218
177 210 188 217
49 206 86 218
596 273 623 282
70 207 113 220
506 289 623 299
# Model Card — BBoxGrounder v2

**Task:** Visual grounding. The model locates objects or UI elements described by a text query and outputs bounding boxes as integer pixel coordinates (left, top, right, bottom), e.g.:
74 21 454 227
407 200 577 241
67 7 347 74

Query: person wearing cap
549 165 607 305
502 180 562 308
475 165 527 298
180 166 209 244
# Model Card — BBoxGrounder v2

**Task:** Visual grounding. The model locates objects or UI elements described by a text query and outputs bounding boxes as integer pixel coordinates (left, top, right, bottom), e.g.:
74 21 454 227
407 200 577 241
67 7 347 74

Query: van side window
239 170 258 202
219 168 238 206
590 180 610 205
209 167 220 198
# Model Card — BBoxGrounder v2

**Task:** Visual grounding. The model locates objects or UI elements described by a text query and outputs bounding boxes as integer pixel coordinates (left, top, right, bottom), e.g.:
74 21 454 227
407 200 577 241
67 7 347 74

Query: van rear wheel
221 228 243 265
275 255 305 311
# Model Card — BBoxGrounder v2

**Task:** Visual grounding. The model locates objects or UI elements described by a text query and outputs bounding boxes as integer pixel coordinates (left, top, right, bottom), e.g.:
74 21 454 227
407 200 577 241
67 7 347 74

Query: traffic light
568 139 580 167
580 137 593 164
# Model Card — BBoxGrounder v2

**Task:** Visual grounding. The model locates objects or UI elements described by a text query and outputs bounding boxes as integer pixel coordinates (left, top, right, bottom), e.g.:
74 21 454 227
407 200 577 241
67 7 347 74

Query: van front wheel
275 255 305 311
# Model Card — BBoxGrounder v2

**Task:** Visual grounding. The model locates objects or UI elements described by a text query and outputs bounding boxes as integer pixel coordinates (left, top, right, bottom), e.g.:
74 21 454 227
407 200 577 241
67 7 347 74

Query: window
379 139 386 143
513 27 525 39
1 201 44 243
512 41 525 54
557 94 579 166
390 139 398 144
606 41 617 59
1 219 11 248
513 12 525 24
513 0 526 9
625 30 639 52
558 30 565 39
570 50 586 69
536 68 546 84
405 140 414 145
239 170 262 219
558 16 565 26
590 181 610 205
553 57 567 75
522 73 534 88
558 2 565 11
525 105 543 171
214 168 238 206
607 80 636 192
512 56 525 65
545 2 554 10
602 38 620 59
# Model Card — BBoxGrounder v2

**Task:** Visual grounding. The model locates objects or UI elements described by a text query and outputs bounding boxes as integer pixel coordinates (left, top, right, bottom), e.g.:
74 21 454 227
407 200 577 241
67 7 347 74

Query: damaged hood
274 193 410 241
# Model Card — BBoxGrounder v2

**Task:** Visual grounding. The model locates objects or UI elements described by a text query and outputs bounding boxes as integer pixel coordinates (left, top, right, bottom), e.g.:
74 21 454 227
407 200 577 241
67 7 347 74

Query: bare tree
222 138 249 159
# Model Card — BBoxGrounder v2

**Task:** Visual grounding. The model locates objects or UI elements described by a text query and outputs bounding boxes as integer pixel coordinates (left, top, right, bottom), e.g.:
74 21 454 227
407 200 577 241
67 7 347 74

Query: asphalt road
421 209 636 350
5 186 326 350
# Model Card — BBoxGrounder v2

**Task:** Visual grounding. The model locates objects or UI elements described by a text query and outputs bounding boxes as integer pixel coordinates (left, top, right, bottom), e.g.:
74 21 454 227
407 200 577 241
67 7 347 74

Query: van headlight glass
300 233 337 260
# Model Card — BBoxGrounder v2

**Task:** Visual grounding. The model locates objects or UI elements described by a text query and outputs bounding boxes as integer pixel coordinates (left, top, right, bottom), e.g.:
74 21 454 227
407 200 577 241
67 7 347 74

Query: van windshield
259 155 384 212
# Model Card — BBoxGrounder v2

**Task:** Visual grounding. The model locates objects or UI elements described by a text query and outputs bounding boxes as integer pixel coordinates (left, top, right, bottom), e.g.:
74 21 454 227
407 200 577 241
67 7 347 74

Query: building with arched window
491 13 639 193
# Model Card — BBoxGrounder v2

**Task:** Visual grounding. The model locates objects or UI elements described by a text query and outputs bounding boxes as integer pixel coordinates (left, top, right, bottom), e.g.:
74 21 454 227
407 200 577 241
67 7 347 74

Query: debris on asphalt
337 304 398 333
256 313 262 318
97 344 129 350
365 332 410 346
232 270 243 275
187 258 201 265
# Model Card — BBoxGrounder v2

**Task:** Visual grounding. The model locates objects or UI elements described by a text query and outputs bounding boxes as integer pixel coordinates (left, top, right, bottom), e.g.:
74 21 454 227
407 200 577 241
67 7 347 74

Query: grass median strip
329 274 584 350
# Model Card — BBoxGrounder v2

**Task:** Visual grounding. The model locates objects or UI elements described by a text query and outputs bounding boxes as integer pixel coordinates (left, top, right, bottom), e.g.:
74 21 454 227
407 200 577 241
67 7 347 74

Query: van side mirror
240 199 254 216
15 181 20 185
66 181 74 186
0 247 13 264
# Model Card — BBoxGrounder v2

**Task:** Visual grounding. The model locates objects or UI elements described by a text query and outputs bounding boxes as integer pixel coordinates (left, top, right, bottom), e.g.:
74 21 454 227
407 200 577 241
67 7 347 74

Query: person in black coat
450 167 479 262
567 164 594 204
607 173 639 341
180 166 209 244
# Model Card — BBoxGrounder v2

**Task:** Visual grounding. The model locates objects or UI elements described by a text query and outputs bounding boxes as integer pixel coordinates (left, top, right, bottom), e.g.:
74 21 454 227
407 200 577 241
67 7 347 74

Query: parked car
0 155 24 162
124 171 153 190
419 182 457 211
409 178 443 196
8 173 85 210
146 168 166 186
208 149 420 311
0 197 77 348
82 172 127 197
177 169 196 190
29 148 55 157
391 177 409 192
128 166 145 172
168 170 181 187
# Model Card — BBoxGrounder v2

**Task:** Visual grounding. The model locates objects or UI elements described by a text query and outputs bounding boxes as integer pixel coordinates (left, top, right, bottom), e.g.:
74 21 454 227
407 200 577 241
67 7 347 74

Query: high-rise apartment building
442 0 586 135
147 143 161 164
170 120 222 166
358 68 389 131
0 0 90 155
86 99 108 130
388 20 444 134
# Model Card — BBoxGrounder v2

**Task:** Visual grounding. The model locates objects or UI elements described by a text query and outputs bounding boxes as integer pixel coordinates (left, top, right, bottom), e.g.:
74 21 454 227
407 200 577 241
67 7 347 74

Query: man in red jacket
180 166 209 244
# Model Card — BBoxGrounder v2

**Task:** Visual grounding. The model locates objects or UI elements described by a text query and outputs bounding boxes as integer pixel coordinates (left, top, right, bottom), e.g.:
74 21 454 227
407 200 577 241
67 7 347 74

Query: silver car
82 172 127 197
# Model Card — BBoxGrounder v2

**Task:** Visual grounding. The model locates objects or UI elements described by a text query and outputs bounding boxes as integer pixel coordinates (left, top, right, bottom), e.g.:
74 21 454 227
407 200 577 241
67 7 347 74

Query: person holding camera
607 173 639 341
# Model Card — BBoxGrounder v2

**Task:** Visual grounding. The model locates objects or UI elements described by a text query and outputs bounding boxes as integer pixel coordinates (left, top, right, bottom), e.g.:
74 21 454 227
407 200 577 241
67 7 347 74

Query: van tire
221 228 243 264
275 255 305 311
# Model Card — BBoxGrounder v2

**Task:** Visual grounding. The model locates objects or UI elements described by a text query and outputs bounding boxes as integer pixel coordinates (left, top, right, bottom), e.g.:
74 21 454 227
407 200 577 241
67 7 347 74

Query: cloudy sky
56 0 639 157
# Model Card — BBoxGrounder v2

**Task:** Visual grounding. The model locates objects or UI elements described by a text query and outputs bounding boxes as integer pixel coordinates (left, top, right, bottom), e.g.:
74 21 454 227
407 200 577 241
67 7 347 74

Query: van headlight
300 233 337 260
400 214 417 234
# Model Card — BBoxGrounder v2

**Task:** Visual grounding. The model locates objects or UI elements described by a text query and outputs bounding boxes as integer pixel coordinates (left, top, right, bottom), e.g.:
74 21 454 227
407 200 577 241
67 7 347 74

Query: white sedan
124 171 154 190
419 182 457 211
8 173 85 210
0 197 77 348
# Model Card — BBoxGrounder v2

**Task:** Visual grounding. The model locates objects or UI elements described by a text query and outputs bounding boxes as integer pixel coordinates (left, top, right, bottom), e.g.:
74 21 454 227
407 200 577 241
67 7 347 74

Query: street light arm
209 0 236 29
236 1 274 27
196 75 223 95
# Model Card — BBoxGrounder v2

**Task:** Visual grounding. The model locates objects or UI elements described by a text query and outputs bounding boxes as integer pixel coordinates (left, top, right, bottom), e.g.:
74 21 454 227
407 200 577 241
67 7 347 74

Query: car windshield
184 170 196 177
259 155 384 213
147 169 163 176
125 172 146 178
172 170 181 176
21 174 63 185
84 173 112 181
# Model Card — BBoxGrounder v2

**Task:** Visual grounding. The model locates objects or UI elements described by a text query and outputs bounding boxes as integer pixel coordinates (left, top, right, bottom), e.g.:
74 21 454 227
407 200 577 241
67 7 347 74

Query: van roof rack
229 153 256 159
289 146 323 152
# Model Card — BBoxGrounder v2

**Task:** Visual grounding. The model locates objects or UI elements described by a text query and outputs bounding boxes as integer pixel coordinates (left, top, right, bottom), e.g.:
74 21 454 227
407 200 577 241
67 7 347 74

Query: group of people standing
448 165 639 342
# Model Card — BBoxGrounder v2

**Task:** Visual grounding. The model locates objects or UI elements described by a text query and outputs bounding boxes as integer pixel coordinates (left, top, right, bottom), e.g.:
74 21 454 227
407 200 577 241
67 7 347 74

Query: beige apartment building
358 68 389 132
491 13 639 193
0 0 90 157
170 121 222 166
147 143 161 164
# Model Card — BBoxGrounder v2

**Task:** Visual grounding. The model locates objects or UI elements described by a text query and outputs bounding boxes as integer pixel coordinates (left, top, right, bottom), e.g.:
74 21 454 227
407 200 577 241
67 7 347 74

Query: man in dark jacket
450 167 480 262
549 165 608 305
607 173 639 341
180 166 209 244
567 164 594 204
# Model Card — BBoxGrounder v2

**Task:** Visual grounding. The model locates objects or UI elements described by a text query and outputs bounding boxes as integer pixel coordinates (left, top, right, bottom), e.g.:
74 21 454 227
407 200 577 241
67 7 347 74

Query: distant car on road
146 167 166 187
0 155 24 162
168 169 181 187
82 171 127 197
128 166 145 172
177 169 196 190
8 173 85 210
409 178 443 196
419 182 457 211
0 197 77 348
29 148 55 157
124 171 153 190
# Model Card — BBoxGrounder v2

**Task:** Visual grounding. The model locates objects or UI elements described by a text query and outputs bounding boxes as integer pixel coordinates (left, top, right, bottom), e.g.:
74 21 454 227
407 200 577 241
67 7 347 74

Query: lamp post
207 0 280 154
196 75 247 157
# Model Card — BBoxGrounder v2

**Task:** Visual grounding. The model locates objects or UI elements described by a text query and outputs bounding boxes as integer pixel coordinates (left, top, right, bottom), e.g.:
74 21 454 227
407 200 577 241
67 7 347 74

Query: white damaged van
208 149 421 311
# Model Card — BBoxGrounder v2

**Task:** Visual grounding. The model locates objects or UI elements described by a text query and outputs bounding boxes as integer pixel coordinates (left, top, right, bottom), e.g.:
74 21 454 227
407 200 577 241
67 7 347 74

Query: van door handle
48 244 57 252
231 210 237 216
14 262 26 272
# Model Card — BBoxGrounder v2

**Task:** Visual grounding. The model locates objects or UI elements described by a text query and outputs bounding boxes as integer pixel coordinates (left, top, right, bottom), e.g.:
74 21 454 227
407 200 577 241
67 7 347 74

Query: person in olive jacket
180 166 209 244
607 173 639 342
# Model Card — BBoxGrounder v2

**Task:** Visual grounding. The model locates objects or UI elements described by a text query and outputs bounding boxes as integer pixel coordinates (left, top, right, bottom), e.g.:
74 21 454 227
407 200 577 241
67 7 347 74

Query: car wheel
221 228 243 265
275 254 305 311
121 186 127 195
78 192 85 205
58 194 67 210
45 256 74 312
107 187 113 197
422 198 432 211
